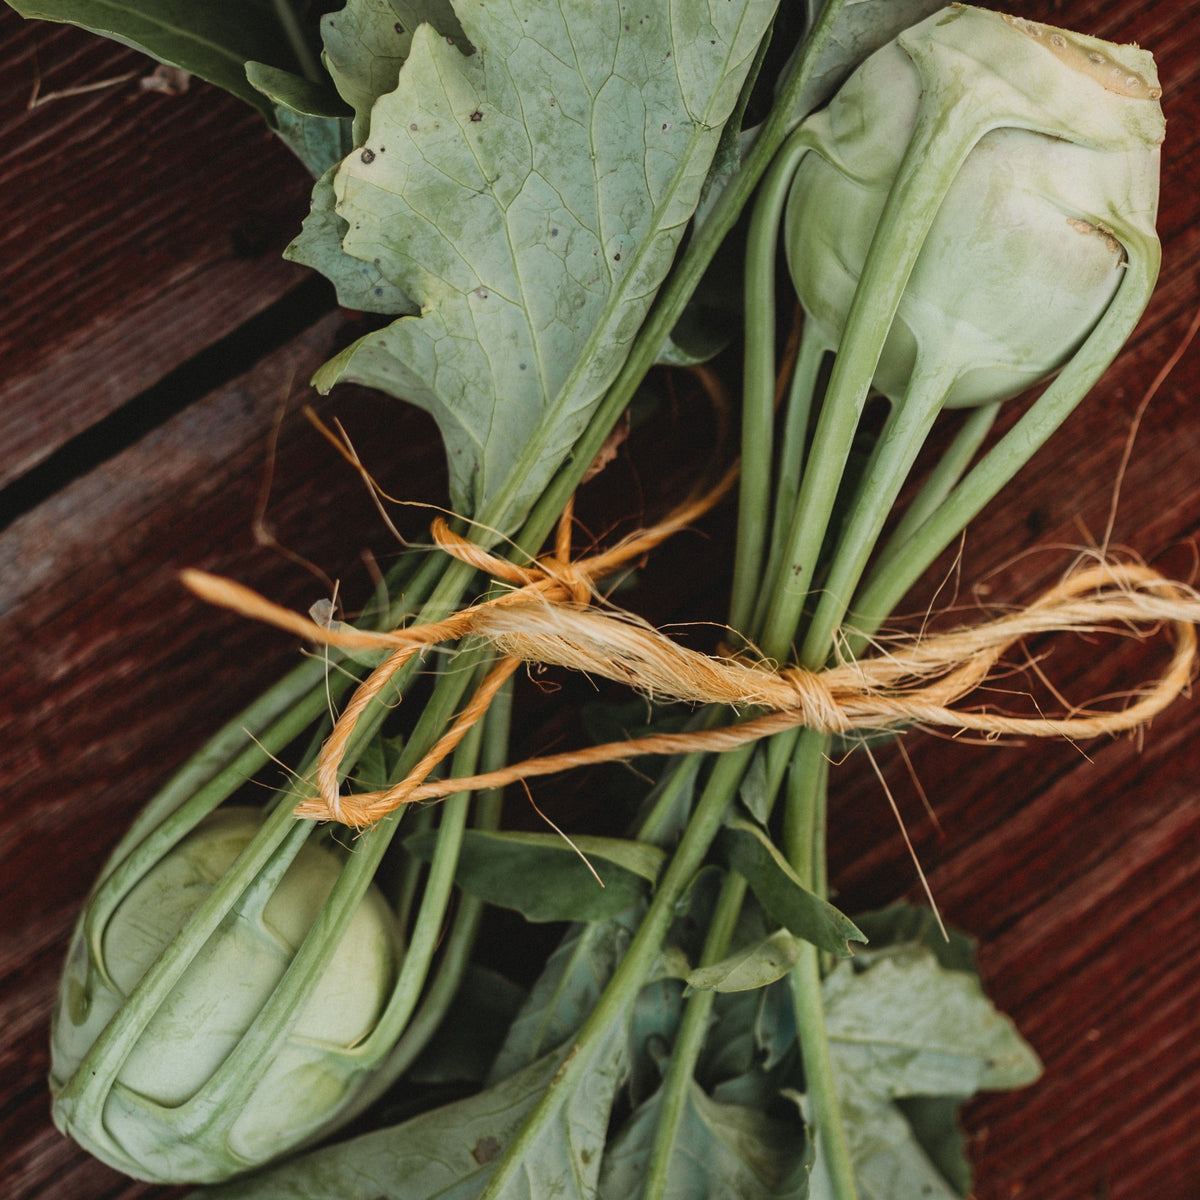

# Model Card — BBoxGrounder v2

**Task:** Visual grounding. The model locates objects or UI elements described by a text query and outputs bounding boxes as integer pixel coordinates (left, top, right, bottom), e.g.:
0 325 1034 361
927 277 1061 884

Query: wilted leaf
488 906 643 1083
796 1083 963 1200
895 1095 973 1196
407 965 527 1085
852 902 977 974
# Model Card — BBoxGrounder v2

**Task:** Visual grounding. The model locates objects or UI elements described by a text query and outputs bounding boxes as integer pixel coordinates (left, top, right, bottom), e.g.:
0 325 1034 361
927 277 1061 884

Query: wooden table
3 3 1197 1197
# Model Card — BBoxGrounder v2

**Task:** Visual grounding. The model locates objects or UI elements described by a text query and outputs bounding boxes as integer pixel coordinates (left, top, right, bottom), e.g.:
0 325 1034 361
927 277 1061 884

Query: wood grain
0 12 319 489
1 1 1198 1198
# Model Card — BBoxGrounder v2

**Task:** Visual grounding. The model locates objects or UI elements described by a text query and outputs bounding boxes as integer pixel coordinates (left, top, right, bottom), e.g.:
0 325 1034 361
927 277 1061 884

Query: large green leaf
405 828 663 922
312 0 777 528
598 1079 811 1200
8 0 302 117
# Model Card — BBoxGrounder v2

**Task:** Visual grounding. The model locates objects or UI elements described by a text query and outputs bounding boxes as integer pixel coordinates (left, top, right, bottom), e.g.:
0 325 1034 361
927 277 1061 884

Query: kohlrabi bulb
50 807 401 1183
784 6 1164 408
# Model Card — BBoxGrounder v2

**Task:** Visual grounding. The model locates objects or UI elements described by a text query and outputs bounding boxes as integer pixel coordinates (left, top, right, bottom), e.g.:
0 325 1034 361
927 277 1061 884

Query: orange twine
183 492 1200 828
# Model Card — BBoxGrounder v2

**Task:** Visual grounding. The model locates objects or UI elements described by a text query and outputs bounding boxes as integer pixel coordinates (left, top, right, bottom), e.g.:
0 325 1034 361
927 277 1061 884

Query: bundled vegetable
13 0 1169 1196
51 809 401 1181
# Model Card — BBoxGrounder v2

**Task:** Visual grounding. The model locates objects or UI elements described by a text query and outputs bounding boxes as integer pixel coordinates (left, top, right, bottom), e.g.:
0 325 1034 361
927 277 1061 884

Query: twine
184 505 1199 827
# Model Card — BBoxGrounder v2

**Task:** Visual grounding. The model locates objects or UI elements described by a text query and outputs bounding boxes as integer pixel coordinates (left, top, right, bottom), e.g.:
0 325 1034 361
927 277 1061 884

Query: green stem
640 870 749 1200
271 0 322 84
798 358 956 668
337 679 514 1122
757 98 984 658
790 940 857 1196
867 400 1000 583
730 130 815 634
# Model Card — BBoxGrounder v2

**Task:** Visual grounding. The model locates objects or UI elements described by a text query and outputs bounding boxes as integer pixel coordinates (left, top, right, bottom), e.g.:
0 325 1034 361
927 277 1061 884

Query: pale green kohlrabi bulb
50 807 402 1183
784 5 1164 408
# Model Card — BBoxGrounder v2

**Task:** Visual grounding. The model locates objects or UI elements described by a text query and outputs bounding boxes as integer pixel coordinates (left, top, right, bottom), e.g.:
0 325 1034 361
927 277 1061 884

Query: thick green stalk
867 400 1001 582
332 680 514 1125
758 98 986 658
798 357 958 667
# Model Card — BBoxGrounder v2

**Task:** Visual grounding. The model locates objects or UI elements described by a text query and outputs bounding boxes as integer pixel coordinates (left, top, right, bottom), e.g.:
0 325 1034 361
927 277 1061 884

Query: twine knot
778 666 856 735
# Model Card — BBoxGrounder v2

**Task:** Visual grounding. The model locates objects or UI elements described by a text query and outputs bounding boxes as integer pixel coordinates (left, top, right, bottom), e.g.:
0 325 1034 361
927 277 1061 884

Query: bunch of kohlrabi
9 0 1162 1195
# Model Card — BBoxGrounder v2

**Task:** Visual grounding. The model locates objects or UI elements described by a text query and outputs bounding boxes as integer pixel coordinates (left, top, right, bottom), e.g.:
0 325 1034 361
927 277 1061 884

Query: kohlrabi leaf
721 818 865 957
320 0 414 144
286 169 419 313
687 928 805 993
198 1046 570 1200
852 902 977 974
627 977 685 1106
737 745 772 824
598 1079 812 1200
389 0 468 48
487 906 643 1083
286 0 436 304
405 829 663 922
699 986 768 1084
822 945 1043 1100
796 1083 963 1200
313 0 777 528
8 0 306 118
245 62 352 176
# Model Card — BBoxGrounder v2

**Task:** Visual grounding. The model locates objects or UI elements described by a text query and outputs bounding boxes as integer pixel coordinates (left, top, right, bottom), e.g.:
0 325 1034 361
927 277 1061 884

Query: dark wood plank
1 1 1198 1197
0 12 318 489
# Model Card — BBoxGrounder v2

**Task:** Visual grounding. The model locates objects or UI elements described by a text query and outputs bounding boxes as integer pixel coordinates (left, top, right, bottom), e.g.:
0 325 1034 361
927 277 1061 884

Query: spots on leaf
360 148 376 164
472 1136 502 1164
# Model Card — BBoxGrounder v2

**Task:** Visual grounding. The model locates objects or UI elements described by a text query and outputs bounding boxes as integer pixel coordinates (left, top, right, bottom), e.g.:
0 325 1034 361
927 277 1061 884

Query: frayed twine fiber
183 497 1199 828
